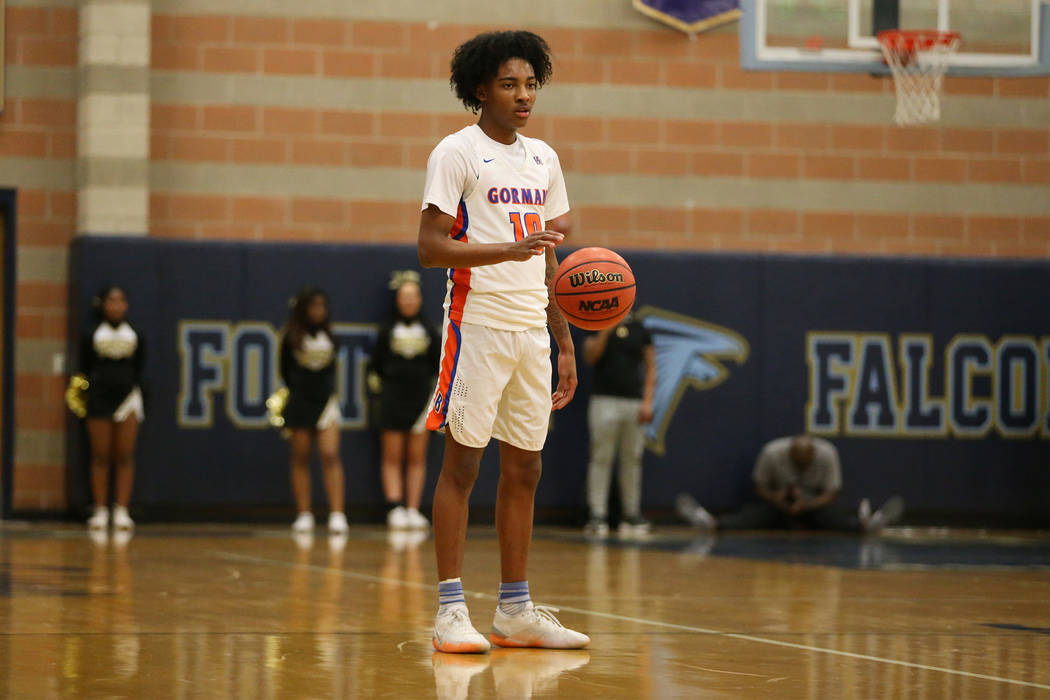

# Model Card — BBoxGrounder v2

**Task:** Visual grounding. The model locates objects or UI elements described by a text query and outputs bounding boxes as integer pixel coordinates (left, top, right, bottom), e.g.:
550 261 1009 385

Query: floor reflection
380 529 426 624
432 649 591 700
432 652 489 700
62 529 140 697
0 525 1045 698
667 531 1050 569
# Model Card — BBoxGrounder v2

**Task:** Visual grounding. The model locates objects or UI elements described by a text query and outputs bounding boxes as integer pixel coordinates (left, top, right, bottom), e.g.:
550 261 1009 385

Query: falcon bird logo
637 305 749 455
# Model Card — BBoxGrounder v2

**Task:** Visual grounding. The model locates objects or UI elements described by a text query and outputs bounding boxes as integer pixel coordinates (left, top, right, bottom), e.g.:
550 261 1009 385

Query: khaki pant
587 395 645 520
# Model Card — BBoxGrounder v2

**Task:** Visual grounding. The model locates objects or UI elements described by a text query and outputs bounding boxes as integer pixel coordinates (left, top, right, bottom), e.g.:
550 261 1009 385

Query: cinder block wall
2 0 1048 511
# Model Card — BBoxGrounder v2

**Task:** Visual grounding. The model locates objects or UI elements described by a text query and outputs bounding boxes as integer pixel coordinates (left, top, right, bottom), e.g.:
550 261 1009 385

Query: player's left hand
551 350 577 410
638 401 654 424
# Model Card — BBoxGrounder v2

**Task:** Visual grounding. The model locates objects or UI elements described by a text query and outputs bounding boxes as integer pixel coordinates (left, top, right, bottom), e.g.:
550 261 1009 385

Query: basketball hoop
877 29 961 126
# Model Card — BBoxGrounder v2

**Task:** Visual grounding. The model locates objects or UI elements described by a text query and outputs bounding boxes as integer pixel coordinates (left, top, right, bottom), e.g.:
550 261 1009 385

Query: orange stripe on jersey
428 200 470 431
448 267 471 323
449 200 468 241
447 200 471 323
426 317 462 431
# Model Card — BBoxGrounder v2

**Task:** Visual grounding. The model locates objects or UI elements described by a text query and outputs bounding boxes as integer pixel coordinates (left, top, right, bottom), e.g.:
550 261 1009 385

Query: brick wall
146 12 1049 257
3 3 78 511
2 0 1048 512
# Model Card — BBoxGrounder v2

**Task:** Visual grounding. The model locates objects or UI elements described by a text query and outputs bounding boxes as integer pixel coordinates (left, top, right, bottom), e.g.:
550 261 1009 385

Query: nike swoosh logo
483 158 494 163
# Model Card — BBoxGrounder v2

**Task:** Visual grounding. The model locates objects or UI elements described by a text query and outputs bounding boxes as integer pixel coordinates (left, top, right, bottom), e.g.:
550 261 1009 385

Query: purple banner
632 0 740 33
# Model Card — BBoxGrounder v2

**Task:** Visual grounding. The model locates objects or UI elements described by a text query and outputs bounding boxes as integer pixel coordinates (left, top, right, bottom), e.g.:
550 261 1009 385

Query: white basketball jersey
421 124 570 331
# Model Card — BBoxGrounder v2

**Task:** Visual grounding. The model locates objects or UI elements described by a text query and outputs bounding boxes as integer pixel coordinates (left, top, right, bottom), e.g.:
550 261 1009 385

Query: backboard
741 0 1050 76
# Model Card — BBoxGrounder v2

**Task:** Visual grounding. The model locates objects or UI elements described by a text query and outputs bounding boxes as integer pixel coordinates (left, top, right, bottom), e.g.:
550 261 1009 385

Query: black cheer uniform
80 320 146 420
280 328 340 429
369 314 440 431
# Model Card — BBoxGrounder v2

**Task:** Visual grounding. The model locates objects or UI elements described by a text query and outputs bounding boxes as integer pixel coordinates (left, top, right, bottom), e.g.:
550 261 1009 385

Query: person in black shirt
582 313 656 537
279 288 348 535
368 271 440 530
75 286 145 532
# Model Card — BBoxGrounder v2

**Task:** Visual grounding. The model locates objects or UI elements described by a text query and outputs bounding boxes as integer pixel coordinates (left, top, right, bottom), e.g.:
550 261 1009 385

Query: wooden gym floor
0 524 1046 698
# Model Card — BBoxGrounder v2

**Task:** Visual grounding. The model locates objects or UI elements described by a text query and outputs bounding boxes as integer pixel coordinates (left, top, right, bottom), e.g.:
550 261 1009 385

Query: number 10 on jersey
509 212 542 241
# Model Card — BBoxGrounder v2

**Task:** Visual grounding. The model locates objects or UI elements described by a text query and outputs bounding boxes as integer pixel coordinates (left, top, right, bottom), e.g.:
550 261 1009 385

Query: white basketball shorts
426 320 552 452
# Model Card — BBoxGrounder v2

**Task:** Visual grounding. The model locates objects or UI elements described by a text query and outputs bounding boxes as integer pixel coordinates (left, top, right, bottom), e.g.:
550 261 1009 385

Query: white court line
214 551 1050 691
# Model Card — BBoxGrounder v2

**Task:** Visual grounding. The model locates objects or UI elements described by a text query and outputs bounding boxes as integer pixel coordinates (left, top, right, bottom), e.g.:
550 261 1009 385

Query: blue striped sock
498 580 530 616
438 578 465 610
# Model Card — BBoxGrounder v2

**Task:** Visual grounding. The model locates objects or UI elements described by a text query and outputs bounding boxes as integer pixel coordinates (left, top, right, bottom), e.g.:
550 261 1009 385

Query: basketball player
418 30 589 652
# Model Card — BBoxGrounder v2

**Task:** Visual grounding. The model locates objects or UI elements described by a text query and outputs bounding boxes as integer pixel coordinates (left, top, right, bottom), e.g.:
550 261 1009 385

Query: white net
878 31 961 126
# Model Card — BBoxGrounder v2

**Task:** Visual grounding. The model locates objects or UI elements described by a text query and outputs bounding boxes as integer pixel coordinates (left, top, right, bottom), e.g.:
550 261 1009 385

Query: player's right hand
504 232 563 261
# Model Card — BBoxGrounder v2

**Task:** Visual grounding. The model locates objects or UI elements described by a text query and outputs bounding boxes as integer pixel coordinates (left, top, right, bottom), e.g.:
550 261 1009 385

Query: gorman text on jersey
487 187 548 205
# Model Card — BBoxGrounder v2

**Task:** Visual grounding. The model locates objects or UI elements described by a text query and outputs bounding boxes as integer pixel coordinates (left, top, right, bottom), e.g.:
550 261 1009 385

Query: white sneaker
858 498 872 525
387 505 410 529
328 511 349 534
676 493 716 530
862 496 905 534
87 506 109 531
618 516 651 538
292 512 315 533
879 496 905 526
856 497 873 520
583 519 609 538
112 505 134 531
433 605 491 654
405 507 429 530
491 602 590 649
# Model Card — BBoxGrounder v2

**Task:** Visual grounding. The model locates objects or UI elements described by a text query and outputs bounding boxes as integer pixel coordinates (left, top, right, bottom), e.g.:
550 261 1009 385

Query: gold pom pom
65 374 90 419
388 269 421 290
266 387 290 428
367 371 382 394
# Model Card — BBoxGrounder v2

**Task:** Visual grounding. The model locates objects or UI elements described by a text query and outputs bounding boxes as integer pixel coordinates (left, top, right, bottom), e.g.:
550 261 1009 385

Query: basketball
553 247 636 331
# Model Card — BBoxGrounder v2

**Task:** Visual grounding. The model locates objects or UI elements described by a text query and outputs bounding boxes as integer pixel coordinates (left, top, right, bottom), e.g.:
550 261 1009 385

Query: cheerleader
77 286 145 532
279 288 348 534
368 271 440 529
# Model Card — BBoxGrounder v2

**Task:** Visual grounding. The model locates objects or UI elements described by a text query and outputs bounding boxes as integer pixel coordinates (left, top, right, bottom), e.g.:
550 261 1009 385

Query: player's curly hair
450 31 553 113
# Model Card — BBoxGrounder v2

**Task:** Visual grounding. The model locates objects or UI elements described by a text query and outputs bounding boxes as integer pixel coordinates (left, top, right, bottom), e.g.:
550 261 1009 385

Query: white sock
497 580 530 616
438 578 466 611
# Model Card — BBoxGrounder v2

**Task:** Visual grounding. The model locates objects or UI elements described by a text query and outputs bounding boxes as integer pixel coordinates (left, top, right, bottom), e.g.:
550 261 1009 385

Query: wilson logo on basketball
579 297 620 312
553 247 635 331
568 269 625 288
